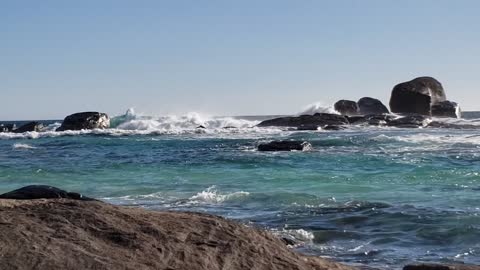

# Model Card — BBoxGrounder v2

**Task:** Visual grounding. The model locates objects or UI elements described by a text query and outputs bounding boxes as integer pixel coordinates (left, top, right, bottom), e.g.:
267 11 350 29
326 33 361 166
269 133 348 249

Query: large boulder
258 141 312 151
358 97 389 115
56 112 110 131
0 197 354 270
334 100 359 116
13 122 44 133
431 101 461 118
390 77 447 115
0 185 94 201
257 113 348 128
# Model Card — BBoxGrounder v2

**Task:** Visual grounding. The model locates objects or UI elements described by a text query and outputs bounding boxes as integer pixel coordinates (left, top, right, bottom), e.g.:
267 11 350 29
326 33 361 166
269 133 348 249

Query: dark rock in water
297 125 320 131
257 113 348 127
403 264 480 270
431 101 461 118
323 125 345 130
427 121 480 130
388 115 430 128
0 123 16 132
56 112 110 131
258 141 312 151
334 100 359 116
281 237 297 246
348 114 396 126
358 97 389 115
390 76 446 115
223 126 237 129
196 125 206 129
0 185 95 201
13 122 44 133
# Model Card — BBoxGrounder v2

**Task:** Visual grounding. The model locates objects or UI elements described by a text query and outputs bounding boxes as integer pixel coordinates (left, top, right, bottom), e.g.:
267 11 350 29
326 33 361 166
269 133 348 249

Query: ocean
1 109 480 269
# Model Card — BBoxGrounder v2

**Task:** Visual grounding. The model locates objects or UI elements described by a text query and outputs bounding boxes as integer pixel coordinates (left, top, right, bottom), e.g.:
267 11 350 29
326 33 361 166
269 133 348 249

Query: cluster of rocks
0 112 111 133
0 121 44 133
258 77 468 130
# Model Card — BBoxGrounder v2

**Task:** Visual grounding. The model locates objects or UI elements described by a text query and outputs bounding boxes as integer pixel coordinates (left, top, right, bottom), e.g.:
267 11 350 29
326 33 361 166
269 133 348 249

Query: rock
258 141 312 151
56 112 110 131
0 185 94 201
257 113 348 127
13 122 44 133
431 101 461 118
0 199 354 270
390 77 446 115
387 115 430 128
0 123 16 132
297 125 320 131
347 114 396 126
334 100 359 116
323 125 346 130
403 264 480 270
427 121 480 130
358 97 389 115
196 125 206 129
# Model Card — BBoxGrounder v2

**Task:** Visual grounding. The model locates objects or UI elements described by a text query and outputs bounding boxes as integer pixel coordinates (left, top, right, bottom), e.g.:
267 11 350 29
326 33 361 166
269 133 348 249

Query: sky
1 0 479 120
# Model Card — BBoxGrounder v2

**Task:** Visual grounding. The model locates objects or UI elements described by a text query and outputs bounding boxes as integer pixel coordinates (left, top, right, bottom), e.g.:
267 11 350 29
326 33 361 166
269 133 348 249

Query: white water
12 143 36 149
188 186 250 204
297 102 338 115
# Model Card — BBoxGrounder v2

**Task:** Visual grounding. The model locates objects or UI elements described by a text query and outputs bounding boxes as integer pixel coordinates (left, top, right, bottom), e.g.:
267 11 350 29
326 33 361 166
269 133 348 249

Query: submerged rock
431 101 461 118
257 113 348 127
403 264 480 270
358 97 389 115
13 121 44 133
334 100 359 116
0 185 94 201
56 112 110 131
390 77 446 115
258 141 312 151
0 197 354 270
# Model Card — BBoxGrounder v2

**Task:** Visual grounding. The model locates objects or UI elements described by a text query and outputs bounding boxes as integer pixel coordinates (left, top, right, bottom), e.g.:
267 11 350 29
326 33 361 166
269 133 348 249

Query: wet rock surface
56 112 110 131
358 97 389 115
257 113 348 128
258 141 312 151
0 185 95 201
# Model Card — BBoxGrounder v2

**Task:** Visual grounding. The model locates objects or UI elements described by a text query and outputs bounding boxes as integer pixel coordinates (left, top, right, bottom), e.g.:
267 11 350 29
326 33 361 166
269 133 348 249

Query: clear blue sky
1 0 479 120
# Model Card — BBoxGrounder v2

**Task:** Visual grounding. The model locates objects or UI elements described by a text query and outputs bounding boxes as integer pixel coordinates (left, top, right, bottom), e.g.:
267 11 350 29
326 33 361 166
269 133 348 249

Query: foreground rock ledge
0 199 353 270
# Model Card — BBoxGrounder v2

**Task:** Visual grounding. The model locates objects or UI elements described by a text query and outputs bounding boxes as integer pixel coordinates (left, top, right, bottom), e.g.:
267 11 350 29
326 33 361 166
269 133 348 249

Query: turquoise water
1 113 480 269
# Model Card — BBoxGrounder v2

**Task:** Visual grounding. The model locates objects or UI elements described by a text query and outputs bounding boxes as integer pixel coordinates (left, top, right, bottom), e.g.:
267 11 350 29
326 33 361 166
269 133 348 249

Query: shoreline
0 197 478 270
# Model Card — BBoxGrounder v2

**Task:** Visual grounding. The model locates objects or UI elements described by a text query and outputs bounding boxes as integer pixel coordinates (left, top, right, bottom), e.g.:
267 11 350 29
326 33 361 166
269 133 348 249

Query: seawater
1 110 480 269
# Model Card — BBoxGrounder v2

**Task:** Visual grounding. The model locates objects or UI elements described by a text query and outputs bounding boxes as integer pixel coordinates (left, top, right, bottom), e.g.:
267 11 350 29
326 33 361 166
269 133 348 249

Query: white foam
12 143 36 149
297 102 338 116
188 186 250 204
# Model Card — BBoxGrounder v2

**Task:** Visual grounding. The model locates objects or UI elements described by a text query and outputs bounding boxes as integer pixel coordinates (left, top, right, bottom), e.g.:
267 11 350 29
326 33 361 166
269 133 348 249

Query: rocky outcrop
257 113 348 128
13 121 44 133
0 123 16 132
334 100 359 116
431 101 461 118
357 97 389 115
56 112 110 131
258 141 312 151
0 196 353 270
0 185 94 201
390 77 447 115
